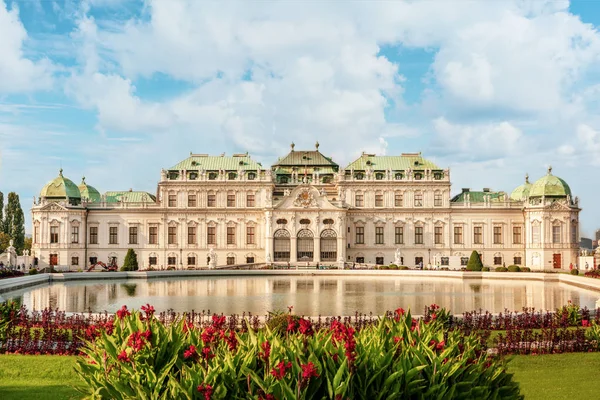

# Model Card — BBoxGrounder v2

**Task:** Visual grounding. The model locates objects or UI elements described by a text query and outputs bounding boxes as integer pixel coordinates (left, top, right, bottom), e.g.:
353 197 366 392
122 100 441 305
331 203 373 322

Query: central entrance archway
297 229 314 262
274 229 291 261
320 229 337 261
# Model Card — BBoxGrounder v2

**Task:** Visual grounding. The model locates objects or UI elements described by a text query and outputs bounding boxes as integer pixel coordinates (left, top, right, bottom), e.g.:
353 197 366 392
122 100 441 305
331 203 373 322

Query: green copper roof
510 174 532 201
40 169 81 199
529 167 571 197
78 177 101 203
169 154 263 171
451 190 507 203
273 166 338 175
345 153 440 171
273 143 338 168
105 191 157 204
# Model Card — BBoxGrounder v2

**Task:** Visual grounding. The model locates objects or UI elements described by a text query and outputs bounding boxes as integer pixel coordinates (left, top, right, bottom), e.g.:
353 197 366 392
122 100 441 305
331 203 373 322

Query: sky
1 0 600 236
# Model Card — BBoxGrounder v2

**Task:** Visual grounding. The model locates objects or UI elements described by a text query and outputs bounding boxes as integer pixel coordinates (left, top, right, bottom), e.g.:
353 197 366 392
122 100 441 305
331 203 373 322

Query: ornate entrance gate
274 229 291 261
320 229 337 261
297 229 314 261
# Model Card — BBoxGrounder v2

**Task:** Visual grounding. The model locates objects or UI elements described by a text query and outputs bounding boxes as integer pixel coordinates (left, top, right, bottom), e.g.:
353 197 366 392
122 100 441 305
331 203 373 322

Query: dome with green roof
78 176 101 203
40 169 81 204
529 166 572 198
510 174 532 201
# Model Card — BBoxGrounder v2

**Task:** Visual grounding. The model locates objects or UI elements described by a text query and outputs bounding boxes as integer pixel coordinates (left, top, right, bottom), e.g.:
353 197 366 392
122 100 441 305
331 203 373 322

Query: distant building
580 237 593 251
596 229 600 241
31 145 581 271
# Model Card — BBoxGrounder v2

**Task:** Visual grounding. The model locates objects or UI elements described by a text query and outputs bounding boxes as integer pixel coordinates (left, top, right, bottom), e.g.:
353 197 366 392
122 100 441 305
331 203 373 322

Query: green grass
0 355 83 400
509 353 600 399
1 353 600 399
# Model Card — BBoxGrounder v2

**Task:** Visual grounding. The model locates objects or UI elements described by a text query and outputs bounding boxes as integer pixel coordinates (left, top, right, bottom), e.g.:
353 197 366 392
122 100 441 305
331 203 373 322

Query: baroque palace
31 143 580 271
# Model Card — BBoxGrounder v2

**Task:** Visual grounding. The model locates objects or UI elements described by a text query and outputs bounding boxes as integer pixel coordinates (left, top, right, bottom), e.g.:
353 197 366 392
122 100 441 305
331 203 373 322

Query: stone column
291 236 298 263
264 211 273 264
314 236 321 263
337 235 345 269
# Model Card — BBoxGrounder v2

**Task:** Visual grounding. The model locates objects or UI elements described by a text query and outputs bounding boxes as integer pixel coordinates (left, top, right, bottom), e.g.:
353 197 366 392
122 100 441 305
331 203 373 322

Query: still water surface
4 276 600 315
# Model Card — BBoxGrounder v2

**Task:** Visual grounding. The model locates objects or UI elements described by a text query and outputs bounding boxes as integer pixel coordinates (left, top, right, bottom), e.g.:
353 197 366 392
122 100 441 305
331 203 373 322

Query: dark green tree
120 249 139 271
0 191 4 234
4 193 25 253
466 250 484 271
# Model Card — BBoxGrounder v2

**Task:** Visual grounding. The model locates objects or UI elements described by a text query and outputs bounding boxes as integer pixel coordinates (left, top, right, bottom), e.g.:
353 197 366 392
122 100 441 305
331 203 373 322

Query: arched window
395 172 403 180
375 173 384 180
274 229 291 261
355 173 364 180
320 229 337 261
247 172 256 180
297 229 314 261
228 172 237 180
276 218 288 225
208 172 217 180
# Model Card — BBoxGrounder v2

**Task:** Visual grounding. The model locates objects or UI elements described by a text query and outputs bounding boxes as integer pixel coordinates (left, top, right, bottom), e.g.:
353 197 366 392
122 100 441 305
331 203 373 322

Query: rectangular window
227 256 235 265
454 226 463 244
168 226 177 244
34 226 39 244
227 193 235 207
493 226 502 244
89 256 98 265
188 226 196 245
187 256 196 266
356 256 365 263
207 226 216 245
167 257 176 265
355 226 364 244
474 226 483 244
434 192 442 207
128 227 138 244
513 226 522 244
514 256 522 265
109 227 118 244
149 257 157 266
375 194 384 207
207 194 216 207
532 224 540 244
434 226 443 244
149 226 158 245
414 192 423 207
168 194 177 207
375 257 384 265
71 226 79 244
50 226 59 244
246 256 255 264
355 194 363 207
394 193 403 207
553 225 561 244
247 193 255 207
571 223 577 243
247 226 255 244
188 194 197 208
71 256 79 266
395 226 404 244
441 257 449 266
494 257 502 265
227 226 236 245
375 227 384 244
460 257 469 266
415 226 424 244
89 227 98 244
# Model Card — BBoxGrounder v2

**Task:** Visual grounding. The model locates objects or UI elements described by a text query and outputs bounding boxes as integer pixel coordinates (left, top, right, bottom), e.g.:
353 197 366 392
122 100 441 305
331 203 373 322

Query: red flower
141 304 155 318
301 362 319 379
183 320 194 333
85 325 99 340
211 315 226 330
103 320 114 335
299 318 313 336
202 346 214 360
197 383 213 400
431 313 437 320
583 320 590 327
225 330 238 352
116 305 131 319
127 330 151 352
436 340 445 351
259 341 271 363
287 305 294 313
393 336 403 344
394 308 405 321
117 350 131 363
270 361 292 380
184 345 197 360
201 327 216 344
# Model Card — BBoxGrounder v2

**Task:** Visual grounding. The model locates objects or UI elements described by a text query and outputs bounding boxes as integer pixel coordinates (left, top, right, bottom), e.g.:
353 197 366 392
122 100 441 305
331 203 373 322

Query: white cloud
0 1 53 93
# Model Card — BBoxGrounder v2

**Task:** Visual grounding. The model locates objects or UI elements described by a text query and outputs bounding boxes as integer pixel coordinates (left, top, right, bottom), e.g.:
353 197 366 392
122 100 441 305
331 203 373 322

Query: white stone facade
31 151 580 271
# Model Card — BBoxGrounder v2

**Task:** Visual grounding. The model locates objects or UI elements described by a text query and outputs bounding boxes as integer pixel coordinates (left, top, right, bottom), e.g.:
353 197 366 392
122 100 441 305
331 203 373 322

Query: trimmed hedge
571 269 580 276
507 265 521 273
466 250 483 271
482 267 490 272
520 267 531 272
496 267 508 272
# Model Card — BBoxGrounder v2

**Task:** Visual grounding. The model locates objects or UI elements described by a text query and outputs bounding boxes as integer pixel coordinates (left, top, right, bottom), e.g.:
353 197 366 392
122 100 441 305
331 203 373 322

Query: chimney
483 188 490 192
462 188 470 193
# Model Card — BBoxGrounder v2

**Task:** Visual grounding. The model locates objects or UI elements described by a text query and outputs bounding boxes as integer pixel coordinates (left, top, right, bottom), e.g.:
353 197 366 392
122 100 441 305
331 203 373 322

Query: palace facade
31 143 580 271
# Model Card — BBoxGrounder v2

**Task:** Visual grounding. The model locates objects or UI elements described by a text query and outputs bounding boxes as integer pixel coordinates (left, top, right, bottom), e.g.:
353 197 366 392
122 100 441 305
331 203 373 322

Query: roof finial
548 165 552 175
315 141 319 150
291 142 295 151
525 173 529 184
59 168 63 177
82 176 86 183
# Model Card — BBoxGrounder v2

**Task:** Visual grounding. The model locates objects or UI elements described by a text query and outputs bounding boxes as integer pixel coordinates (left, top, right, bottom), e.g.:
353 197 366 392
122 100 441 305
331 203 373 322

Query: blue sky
1 0 600 236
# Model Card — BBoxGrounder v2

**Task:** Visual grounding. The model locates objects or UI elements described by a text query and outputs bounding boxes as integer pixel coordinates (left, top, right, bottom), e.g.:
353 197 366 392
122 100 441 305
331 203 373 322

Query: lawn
1 353 599 399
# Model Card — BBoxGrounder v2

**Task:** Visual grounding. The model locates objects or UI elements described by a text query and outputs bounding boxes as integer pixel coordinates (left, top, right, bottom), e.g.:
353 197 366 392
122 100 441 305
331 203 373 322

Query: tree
4 193 25 254
23 237 32 252
0 191 3 234
466 250 484 271
121 249 139 271
0 232 9 253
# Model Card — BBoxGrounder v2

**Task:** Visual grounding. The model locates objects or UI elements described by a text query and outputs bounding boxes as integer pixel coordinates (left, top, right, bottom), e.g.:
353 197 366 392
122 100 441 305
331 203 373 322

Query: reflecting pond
3 275 600 315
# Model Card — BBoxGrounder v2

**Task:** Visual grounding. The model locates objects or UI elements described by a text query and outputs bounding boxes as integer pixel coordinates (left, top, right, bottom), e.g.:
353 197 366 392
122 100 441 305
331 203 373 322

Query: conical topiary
466 250 483 271
121 249 139 271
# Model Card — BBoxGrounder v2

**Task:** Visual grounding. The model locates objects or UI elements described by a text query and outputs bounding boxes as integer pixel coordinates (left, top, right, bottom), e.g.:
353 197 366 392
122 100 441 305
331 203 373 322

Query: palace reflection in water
5 276 600 315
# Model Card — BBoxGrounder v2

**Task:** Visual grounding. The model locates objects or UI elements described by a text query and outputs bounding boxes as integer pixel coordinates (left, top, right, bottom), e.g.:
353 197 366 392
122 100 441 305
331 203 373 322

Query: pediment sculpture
293 188 317 208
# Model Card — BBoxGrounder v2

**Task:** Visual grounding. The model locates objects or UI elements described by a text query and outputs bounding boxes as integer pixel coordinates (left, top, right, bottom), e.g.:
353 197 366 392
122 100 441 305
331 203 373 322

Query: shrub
482 267 490 272
495 267 508 272
75 305 523 400
507 265 521 273
379 265 389 270
388 264 398 269
28 268 38 275
120 249 139 271
520 267 531 272
466 250 483 271
399 266 409 270
571 268 580 276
